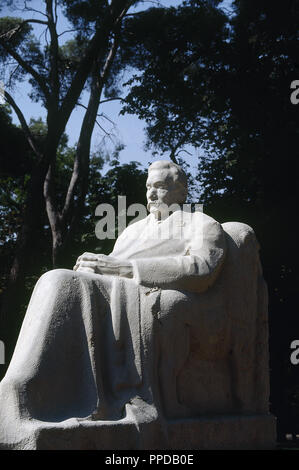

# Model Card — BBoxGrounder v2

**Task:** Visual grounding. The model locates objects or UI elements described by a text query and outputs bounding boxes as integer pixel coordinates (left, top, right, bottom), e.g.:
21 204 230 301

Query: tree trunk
0 178 43 376
0 5 126 377
0 135 60 377
45 67 103 268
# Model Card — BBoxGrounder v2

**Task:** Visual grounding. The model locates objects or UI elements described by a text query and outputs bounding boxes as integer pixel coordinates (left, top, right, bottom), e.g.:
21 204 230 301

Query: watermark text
95 196 203 241
0 340 5 365
290 340 299 365
290 80 299 105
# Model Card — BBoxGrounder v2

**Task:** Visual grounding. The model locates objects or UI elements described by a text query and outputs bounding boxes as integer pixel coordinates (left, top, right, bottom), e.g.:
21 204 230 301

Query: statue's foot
77 405 126 422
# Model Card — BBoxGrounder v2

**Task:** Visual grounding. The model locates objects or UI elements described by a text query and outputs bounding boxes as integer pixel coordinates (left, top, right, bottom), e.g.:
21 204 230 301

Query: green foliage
0 17 32 50
0 17 45 93
59 0 108 32
0 106 147 301
117 0 299 436
199 0 299 204
0 105 33 176
120 2 229 156
74 159 147 257
200 0 299 437
0 108 31 295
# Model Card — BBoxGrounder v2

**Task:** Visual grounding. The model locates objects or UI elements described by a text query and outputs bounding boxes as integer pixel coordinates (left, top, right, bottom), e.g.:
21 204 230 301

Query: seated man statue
0 161 276 450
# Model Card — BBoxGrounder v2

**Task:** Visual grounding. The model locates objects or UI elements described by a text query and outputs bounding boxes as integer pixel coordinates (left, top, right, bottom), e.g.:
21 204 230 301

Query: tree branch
57 30 106 127
58 0 134 125
21 18 49 26
0 19 48 48
167 124 196 163
114 0 137 28
61 20 123 222
168 149 179 164
23 0 48 18
98 29 121 89
123 12 141 17
177 148 192 157
7 64 20 88
43 162 62 265
95 119 114 138
58 29 77 38
3 90 41 157
46 0 60 105
54 0 58 25
0 39 50 102
98 112 116 126
0 19 48 40
44 5 127 238
99 96 124 104
76 102 114 125
62 66 103 220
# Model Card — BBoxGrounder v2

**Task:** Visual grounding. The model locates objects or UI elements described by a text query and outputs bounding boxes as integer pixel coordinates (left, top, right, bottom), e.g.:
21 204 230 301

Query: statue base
2 413 276 450
168 413 277 450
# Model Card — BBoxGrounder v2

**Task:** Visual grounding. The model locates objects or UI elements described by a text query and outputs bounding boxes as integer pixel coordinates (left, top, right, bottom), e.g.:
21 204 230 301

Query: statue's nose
148 188 157 199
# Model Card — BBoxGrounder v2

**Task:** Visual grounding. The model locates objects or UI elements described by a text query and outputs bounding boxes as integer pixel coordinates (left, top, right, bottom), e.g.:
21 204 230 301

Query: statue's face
146 169 181 219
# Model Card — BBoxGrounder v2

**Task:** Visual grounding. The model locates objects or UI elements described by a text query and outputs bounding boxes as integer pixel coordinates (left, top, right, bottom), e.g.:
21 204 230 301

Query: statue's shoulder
119 214 151 237
222 221 254 235
187 210 223 230
221 221 258 249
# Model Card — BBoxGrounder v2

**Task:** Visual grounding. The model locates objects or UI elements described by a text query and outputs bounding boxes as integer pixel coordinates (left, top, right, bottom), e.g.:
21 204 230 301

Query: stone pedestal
168 414 277 450
5 413 275 450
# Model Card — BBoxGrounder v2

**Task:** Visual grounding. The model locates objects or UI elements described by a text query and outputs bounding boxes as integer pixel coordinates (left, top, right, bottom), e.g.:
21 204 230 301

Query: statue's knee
0 374 25 396
37 268 74 287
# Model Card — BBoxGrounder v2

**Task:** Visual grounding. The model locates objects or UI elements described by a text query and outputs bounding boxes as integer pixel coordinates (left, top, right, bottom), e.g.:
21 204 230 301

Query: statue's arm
73 216 226 292
131 219 227 293
74 252 134 278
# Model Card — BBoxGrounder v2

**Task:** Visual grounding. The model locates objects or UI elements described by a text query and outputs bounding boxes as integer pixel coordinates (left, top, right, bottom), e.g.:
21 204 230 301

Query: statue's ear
177 186 188 204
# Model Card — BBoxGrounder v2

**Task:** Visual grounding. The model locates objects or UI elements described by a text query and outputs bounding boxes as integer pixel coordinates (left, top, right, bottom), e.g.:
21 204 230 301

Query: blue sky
1 0 233 175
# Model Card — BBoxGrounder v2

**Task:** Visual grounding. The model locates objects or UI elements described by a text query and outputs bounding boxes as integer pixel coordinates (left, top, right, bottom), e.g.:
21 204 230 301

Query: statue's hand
73 252 98 273
73 253 133 278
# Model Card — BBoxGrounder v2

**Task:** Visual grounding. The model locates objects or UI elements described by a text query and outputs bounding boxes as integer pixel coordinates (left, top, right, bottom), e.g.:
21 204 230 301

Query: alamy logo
290 80 299 105
290 340 299 365
95 196 203 241
0 340 4 365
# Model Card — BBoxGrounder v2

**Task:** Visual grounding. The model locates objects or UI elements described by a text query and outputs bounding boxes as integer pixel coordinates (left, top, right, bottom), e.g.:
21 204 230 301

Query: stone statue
0 161 276 449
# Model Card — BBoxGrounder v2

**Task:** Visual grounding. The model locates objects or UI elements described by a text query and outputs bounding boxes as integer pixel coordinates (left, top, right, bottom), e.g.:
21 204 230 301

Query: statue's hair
148 160 188 203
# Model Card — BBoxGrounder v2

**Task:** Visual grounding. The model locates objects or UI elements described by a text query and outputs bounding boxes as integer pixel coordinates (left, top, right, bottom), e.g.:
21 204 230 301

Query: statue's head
146 160 188 219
